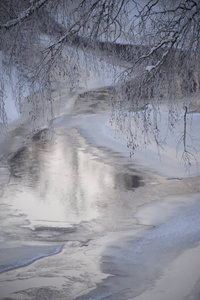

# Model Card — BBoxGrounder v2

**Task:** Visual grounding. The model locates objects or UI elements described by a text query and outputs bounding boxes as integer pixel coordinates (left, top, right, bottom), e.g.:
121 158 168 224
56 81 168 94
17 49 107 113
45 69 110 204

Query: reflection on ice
114 173 143 190
3 127 143 231
0 125 145 298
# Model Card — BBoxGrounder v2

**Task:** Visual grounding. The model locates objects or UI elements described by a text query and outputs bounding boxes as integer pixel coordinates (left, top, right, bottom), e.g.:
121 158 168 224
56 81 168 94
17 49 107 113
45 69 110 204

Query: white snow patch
145 65 154 72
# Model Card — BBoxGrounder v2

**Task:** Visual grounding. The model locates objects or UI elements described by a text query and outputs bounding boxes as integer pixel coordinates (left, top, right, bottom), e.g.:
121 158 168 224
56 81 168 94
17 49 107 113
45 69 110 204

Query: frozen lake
0 88 200 299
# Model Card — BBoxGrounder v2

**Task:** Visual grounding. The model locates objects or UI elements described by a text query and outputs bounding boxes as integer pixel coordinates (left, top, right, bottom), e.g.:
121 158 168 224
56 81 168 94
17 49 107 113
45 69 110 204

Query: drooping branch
183 106 188 153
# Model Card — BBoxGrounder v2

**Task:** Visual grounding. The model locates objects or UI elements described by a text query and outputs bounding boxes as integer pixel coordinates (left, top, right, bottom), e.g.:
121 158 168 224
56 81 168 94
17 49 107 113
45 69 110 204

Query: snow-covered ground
54 97 200 179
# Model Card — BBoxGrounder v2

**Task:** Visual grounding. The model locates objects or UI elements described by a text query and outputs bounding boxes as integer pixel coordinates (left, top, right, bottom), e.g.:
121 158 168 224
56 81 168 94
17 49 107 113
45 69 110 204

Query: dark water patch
32 128 49 141
32 226 78 242
75 88 111 114
111 151 123 156
89 103 99 108
9 147 27 164
7 133 52 185
8 147 28 178
34 226 77 234
167 177 183 180
114 173 143 190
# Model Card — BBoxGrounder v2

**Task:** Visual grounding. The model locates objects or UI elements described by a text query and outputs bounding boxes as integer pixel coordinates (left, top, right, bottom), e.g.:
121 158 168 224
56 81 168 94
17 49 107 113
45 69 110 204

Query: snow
145 65 154 72
112 195 200 300
54 97 200 179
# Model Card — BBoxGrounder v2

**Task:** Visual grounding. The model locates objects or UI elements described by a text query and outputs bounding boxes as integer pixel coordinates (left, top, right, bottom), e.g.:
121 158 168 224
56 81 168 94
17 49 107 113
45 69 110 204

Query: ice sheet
0 244 64 274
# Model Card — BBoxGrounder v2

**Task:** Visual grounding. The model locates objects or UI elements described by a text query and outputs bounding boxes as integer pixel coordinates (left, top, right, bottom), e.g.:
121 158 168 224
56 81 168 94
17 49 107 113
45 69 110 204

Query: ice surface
0 244 64 274
81 195 200 300
135 194 200 225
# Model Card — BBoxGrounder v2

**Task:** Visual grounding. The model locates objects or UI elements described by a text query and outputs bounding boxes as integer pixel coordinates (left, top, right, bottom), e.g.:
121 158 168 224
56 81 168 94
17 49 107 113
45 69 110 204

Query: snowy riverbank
53 87 200 179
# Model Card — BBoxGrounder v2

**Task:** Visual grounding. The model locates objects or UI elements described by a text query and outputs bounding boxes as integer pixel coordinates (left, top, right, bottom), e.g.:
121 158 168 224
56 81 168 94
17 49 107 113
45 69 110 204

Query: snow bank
54 101 200 178
85 109 200 178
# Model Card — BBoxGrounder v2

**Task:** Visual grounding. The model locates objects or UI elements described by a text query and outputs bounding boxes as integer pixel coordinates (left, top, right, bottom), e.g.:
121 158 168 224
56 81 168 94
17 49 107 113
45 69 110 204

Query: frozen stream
0 88 200 299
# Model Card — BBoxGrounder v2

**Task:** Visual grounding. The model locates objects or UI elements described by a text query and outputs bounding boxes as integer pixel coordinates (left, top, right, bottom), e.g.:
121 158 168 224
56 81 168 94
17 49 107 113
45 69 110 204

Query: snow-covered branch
145 49 169 72
0 0 49 30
